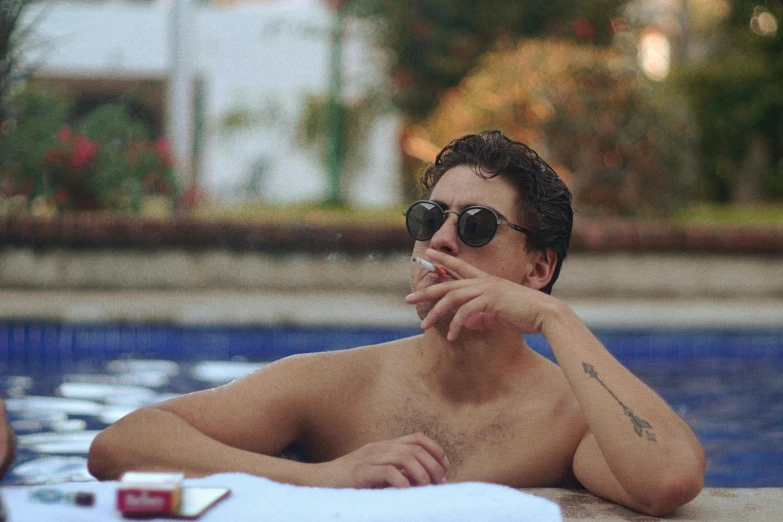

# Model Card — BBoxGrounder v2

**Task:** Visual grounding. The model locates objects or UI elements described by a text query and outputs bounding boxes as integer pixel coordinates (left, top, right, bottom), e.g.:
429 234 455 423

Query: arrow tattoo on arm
583 362 657 442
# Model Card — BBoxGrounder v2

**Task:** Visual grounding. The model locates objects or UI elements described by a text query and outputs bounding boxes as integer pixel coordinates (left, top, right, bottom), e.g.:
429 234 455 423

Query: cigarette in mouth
412 257 448 277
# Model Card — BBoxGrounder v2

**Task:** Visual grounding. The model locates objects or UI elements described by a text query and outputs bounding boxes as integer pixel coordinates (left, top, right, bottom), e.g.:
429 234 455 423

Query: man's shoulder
273 335 419 380
523 355 583 417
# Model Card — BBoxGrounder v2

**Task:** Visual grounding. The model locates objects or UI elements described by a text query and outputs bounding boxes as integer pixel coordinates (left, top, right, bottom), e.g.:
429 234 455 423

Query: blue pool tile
1 321 782 488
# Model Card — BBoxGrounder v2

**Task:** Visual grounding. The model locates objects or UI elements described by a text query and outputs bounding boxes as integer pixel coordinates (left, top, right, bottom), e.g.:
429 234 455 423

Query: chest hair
378 396 516 476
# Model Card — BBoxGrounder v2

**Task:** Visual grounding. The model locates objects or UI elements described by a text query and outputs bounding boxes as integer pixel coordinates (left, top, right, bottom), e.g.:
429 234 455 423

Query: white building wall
24 2 169 75
22 0 401 207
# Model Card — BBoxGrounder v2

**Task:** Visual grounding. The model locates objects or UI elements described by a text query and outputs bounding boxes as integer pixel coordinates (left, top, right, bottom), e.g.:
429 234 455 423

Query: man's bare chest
360 395 579 487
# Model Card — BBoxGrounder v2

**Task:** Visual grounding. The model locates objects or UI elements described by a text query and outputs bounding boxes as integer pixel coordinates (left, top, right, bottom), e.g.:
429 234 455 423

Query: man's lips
423 271 453 283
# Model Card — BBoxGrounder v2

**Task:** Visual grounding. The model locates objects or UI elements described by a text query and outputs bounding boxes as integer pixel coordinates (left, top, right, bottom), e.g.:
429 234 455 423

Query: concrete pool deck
525 487 783 521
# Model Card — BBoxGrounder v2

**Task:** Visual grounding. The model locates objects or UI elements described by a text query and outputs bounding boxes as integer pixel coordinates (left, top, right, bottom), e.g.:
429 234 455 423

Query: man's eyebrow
430 199 512 221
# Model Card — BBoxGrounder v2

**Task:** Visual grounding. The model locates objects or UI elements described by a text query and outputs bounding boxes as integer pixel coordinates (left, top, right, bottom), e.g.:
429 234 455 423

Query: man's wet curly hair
421 130 573 294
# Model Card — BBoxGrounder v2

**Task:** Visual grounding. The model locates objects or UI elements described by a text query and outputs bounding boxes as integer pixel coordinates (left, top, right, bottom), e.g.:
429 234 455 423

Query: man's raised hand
406 248 558 341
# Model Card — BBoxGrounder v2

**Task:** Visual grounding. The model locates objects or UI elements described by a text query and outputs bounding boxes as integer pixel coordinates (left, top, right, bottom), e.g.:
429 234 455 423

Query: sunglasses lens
406 201 443 241
458 207 498 247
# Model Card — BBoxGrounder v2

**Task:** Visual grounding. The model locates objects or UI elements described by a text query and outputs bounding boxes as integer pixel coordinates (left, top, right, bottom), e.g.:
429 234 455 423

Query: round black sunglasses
403 200 534 247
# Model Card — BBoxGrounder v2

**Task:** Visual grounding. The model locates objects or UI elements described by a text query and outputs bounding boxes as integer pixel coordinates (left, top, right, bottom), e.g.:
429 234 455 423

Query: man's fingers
410 445 448 484
405 278 469 304
400 433 450 471
447 295 492 341
380 465 411 488
421 286 482 330
418 285 473 327
396 453 434 485
347 434 450 488
464 311 498 331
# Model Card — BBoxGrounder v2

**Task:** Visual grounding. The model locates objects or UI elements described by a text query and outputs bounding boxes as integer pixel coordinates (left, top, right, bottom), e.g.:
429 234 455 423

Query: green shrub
0 86 177 213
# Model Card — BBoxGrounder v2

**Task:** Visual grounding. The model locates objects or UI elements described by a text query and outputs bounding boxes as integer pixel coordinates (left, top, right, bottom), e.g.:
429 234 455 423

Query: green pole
325 3 344 207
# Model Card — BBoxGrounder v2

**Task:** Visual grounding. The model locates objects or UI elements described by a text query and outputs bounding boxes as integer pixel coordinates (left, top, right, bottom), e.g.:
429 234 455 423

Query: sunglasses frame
403 200 535 247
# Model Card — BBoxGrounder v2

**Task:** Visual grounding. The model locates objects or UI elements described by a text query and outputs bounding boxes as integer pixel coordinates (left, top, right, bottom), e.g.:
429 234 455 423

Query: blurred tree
351 0 626 122
296 93 382 197
672 0 783 202
0 0 36 124
416 40 698 217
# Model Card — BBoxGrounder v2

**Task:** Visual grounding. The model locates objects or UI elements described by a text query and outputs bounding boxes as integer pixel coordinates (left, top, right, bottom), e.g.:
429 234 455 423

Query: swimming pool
1 321 781 487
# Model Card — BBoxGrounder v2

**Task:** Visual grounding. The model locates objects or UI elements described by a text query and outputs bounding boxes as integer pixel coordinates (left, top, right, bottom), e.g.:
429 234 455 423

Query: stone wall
1 214 781 298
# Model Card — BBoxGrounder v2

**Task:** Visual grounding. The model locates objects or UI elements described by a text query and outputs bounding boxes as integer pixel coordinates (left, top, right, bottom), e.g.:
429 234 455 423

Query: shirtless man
88 131 705 516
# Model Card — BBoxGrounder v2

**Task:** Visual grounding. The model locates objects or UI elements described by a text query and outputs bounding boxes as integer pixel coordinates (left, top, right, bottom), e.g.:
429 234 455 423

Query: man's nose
429 212 459 254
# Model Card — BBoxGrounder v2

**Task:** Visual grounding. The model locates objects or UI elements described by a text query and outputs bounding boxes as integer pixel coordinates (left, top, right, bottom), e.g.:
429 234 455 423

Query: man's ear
523 249 558 291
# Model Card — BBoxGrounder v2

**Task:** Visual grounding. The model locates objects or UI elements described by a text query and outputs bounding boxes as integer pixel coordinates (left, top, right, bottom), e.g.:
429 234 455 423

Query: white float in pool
63 370 171 388
98 406 139 425
190 361 267 385
6 397 103 416
103 392 181 408
11 456 94 485
17 431 101 454
106 359 180 377
57 382 157 401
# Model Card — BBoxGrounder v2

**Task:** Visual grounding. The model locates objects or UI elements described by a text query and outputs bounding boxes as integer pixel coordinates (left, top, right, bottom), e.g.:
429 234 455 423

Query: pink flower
572 19 596 40
56 126 72 143
70 135 99 168
179 184 206 208
153 137 174 168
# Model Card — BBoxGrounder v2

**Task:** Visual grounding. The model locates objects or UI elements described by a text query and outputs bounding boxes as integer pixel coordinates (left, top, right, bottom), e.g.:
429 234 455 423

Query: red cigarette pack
117 472 184 516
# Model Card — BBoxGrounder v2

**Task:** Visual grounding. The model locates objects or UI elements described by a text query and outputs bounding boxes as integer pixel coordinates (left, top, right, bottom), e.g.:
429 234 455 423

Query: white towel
2 472 562 521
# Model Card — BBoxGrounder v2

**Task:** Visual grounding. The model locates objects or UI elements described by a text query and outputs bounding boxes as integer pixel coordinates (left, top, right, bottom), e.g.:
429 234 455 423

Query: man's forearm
540 302 705 499
88 407 311 485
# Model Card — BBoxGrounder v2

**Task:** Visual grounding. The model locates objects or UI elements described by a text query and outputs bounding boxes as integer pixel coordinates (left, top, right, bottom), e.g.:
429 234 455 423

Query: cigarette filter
412 257 447 276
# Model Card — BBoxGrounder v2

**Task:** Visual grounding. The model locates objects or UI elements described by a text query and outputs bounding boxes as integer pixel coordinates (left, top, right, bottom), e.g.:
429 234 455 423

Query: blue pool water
1 322 782 487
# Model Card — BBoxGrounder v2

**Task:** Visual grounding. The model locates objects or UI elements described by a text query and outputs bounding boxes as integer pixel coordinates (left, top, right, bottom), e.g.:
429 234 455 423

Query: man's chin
415 301 432 321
